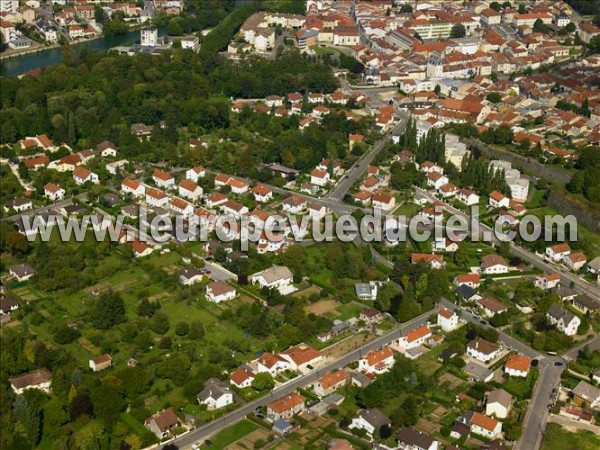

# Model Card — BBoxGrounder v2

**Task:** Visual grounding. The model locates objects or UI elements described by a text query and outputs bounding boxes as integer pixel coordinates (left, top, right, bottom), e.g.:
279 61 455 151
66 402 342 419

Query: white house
469 411 502 439
546 304 580 336
564 252 587 272
178 179 203 201
504 354 532 378
280 344 322 373
310 169 330 187
230 366 255 389
89 354 112 372
145 188 169 208
485 389 512 419
481 255 509 275
44 183 66 201
250 266 293 290
205 280 237 303
121 178 145 197
282 196 307 214
427 171 449 190
152 169 175 189
197 378 234 410
437 307 460 332
9 368 52 395
467 338 500 363
456 189 480 206
252 184 273 203
489 191 510 209
372 192 396 211
179 268 203 286
349 409 391 437
221 200 249 219
397 325 432 351
73 167 99 185
314 370 349 397
186 165 206 182
169 197 194 218
358 347 395 374
546 243 571 263
256 352 290 376
534 273 561 290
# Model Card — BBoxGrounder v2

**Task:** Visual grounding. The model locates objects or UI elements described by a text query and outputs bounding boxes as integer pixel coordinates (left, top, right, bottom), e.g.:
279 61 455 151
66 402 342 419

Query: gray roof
574 296 600 311
197 378 231 402
486 389 513 409
179 267 203 280
397 427 435 449
588 256 600 271
456 284 477 300
572 380 600 402
356 408 390 428
10 264 36 279
547 303 577 324
355 283 374 297
251 265 293 284
463 362 493 382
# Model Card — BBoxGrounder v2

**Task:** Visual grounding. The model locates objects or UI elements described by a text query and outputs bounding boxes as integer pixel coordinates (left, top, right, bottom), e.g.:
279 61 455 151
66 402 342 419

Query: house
228 178 249 194
360 308 383 325
372 192 396 211
131 240 153 258
0 298 19 316
467 338 501 363
456 188 480 206
455 273 481 288
44 183 65 201
534 273 561 290
477 297 508 318
145 188 169 208
4 198 33 213
73 167 99 185
411 253 445 269
152 169 175 189
427 171 449 190
469 411 502 439
564 252 587 271
121 178 145 197
23 155 49 170
587 256 600 275
546 303 580 336
9 263 36 281
205 192 228 208
272 418 293 436
97 140 117 157
282 195 307 214
432 238 458 253
186 165 206 182
252 184 273 203
9 368 52 395
397 427 439 450
354 282 379 301
546 243 571 262
89 354 112 372
397 325 432 351
230 365 255 389
463 362 494 383
485 389 512 419
280 344 322 373
361 175 381 192
250 265 293 290
358 347 395 374
179 267 203 286
456 284 481 302
145 408 179 439
504 354 532 378
349 408 391 437
197 378 234 410
309 203 327 220
266 393 306 422
572 296 600 316
257 352 291 376
170 197 194 217
205 280 236 303
310 169 330 187
314 370 349 397
56 154 82 172
481 254 508 275
440 183 458 198
178 179 202 201
437 307 460 332
221 200 249 219
353 190 372 206
572 381 600 410
487 191 509 209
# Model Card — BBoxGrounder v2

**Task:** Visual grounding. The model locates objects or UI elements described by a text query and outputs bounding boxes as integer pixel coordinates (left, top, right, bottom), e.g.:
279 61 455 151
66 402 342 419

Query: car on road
204 439 213 446
554 361 563 367
479 319 488 325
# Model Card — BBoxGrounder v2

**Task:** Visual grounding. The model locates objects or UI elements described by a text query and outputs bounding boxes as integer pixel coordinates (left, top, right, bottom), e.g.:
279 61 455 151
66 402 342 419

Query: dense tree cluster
459 154 511 197
566 145 600 202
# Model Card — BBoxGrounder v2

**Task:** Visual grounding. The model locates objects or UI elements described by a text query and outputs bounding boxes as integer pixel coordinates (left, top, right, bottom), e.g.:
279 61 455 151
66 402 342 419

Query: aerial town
0 1 599 450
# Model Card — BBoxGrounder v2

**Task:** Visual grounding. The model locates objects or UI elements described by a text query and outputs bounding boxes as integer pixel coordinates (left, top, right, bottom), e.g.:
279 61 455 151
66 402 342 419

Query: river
0 27 166 77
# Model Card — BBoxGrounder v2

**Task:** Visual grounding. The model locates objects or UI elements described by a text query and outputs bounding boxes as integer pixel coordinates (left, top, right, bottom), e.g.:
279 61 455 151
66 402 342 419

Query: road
327 117 407 201
169 308 432 449
414 188 600 301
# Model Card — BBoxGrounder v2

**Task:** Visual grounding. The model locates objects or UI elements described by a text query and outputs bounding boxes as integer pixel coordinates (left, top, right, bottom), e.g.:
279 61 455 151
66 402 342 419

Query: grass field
541 423 600 450
201 419 259 449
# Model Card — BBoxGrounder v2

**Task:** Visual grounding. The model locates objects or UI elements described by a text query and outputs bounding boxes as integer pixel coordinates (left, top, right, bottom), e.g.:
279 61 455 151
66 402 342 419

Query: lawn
393 202 420 217
201 419 259 449
501 371 537 400
541 423 600 450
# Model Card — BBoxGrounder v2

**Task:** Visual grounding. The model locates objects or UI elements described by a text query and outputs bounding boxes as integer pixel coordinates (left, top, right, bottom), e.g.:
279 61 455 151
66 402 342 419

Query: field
541 423 600 450
201 420 260 449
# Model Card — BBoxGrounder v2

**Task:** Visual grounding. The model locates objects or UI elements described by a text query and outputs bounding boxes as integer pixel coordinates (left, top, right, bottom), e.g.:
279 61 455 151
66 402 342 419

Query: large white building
141 28 158 46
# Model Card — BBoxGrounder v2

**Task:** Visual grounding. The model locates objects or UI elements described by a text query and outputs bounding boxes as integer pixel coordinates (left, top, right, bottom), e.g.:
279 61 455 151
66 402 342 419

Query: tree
400 4 413 13
565 22 576 33
533 18 546 33
90 382 125 427
486 92 502 103
90 290 125 329
53 325 81 344
175 321 190 336
490 2 502 12
434 84 441 95
450 23 466 38
75 420 104 450
251 372 275 391
188 321 205 340
150 312 170 335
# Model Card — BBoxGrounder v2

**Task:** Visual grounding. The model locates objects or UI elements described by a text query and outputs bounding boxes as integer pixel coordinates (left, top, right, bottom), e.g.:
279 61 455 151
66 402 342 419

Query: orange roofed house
89 354 112 372
314 370 349 397
504 354 532 378
280 344 322 374
358 347 395 375
267 393 306 422
145 408 179 439
397 325 432 351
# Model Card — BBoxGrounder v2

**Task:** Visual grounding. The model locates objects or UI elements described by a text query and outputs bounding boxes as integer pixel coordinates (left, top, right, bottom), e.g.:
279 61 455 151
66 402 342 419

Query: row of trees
459 154 511 197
